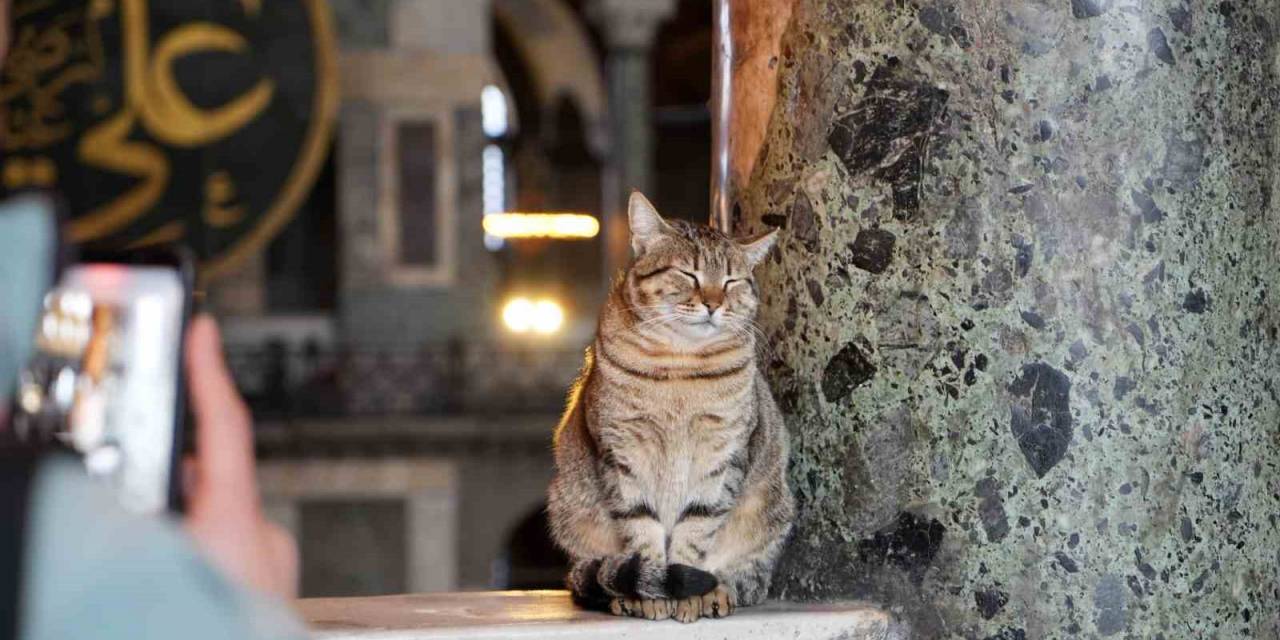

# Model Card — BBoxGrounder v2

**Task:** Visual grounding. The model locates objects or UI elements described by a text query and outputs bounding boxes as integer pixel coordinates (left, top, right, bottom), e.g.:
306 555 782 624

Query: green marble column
735 1 1280 637
590 0 676 283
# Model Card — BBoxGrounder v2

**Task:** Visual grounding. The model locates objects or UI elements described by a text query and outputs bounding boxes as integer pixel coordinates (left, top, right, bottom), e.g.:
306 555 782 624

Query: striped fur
548 192 794 623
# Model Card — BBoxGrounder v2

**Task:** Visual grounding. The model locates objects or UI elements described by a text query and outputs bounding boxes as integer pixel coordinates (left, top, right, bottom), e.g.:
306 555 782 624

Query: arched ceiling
492 0 608 156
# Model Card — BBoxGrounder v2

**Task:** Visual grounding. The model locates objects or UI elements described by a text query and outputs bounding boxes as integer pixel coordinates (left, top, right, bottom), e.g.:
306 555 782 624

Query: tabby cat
548 192 794 623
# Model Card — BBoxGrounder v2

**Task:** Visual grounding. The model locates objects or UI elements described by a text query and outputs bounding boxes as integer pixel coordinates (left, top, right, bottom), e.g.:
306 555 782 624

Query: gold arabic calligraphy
0 3 107 151
0 0 276 243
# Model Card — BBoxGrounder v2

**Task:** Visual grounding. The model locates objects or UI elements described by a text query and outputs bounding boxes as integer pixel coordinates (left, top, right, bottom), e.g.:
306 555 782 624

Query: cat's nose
704 302 721 315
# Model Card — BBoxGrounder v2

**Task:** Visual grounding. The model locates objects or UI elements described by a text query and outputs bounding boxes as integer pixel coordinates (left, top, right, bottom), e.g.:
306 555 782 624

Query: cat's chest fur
589 368 756 524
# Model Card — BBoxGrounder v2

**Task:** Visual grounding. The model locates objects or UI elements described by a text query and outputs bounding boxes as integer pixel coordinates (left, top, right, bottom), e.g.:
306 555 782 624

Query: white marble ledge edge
300 590 908 640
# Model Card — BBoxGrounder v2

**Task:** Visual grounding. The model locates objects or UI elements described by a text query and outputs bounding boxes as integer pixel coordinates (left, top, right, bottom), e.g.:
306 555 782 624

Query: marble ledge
300 590 905 640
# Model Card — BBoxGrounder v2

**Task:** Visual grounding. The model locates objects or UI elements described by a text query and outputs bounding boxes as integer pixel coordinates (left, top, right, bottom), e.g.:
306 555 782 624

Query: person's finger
185 315 256 503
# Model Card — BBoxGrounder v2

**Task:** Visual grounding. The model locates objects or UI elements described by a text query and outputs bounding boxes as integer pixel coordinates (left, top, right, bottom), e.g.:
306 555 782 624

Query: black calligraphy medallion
0 0 338 279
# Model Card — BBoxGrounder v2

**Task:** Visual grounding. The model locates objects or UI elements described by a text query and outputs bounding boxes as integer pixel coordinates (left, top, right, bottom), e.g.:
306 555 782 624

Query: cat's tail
567 555 718 607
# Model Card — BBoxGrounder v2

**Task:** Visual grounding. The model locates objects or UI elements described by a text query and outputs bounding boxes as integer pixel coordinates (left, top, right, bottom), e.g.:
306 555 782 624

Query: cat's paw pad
610 597 673 620
700 585 736 619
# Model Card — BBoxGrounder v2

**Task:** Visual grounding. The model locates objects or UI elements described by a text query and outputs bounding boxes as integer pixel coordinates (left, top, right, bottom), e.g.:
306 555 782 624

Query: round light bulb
532 300 565 335
502 298 535 333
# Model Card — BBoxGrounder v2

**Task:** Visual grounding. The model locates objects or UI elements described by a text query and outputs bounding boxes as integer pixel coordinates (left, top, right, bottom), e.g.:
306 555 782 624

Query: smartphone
10 248 194 514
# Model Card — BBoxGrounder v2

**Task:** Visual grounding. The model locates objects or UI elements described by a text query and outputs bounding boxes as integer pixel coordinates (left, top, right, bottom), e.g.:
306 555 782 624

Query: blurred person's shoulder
19 455 307 640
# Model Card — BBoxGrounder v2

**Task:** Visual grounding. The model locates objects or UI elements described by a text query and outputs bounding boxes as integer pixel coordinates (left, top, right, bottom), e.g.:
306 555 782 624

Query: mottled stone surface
736 1 1280 638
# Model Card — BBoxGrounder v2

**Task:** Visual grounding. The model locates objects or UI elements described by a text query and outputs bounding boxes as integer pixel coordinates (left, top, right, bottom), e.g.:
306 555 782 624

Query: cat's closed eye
675 270 700 287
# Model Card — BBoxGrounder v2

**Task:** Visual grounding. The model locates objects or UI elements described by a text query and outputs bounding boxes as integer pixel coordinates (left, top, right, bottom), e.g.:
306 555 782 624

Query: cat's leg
667 506 728 568
669 530 788 623
707 533 787 609
666 507 731 623
606 505 722 620
556 499 670 618
598 489 676 619
600 524 676 620
665 437 755 622
664 533 784 622
551 405 646 612
694 378 796 618
706 524 791 610
697 471 794 617
607 498 669 592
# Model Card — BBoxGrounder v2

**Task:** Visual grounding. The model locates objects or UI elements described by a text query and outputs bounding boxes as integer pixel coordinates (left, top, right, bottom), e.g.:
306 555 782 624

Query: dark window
266 143 338 312
299 499 408 597
396 121 439 267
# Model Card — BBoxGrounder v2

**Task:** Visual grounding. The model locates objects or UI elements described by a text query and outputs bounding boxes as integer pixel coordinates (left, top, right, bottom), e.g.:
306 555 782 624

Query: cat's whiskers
723 312 777 361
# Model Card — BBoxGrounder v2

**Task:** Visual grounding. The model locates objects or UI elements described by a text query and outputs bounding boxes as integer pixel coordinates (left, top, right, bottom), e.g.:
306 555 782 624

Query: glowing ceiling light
503 297 536 333
483 213 600 240
532 300 565 334
502 297 566 335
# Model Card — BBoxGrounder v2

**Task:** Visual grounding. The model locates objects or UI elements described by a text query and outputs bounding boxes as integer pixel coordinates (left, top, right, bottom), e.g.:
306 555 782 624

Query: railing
225 341 584 419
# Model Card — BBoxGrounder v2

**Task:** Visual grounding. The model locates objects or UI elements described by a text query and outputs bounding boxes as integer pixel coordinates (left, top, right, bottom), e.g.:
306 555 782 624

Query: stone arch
492 0 608 157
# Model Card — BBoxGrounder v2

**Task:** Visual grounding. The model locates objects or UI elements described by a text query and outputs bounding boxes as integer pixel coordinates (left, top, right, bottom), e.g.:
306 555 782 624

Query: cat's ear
628 191 670 256
739 228 778 267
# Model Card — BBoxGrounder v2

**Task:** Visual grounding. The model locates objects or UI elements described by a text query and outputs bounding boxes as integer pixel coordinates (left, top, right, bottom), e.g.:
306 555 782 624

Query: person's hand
183 315 298 600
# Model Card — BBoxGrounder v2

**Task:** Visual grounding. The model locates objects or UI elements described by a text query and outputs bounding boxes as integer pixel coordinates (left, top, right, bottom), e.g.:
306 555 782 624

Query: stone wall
735 1 1280 637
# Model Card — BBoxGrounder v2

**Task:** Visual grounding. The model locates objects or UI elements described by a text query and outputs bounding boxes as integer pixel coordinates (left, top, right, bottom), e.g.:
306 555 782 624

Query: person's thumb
185 315 257 505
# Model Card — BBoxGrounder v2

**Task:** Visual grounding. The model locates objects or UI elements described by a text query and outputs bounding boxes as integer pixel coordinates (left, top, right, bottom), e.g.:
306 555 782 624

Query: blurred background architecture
203 0 713 597
8 2 1280 636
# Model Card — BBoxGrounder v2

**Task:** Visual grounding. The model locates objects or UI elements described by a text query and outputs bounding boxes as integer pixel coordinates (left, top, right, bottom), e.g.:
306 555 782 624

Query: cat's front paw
609 597 674 621
673 595 701 623
674 585 736 623
701 585 736 619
